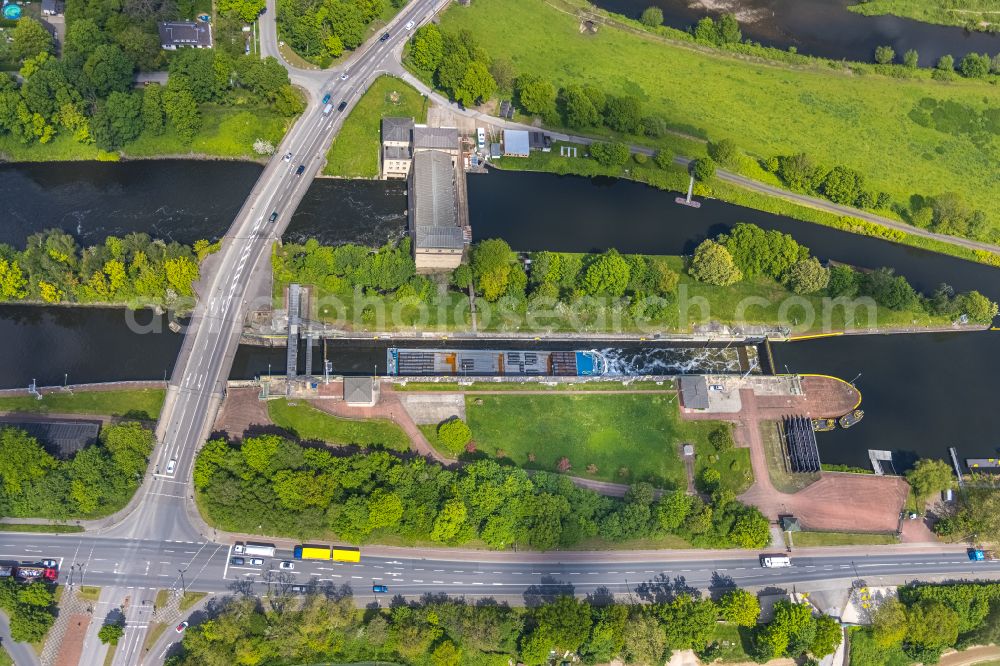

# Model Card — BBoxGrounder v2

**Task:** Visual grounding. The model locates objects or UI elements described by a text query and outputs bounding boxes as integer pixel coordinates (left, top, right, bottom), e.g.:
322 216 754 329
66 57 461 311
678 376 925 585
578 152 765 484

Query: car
176 621 188 633
230 557 245 566
269 211 278 222
40 560 57 569
282 151 292 162
405 20 414 30
295 165 305 176
709 384 724 391
339 72 349 80
372 584 388 593
290 585 306 594
165 458 176 474
279 561 294 570
337 100 347 112
249 558 264 566
321 93 331 104
379 32 390 42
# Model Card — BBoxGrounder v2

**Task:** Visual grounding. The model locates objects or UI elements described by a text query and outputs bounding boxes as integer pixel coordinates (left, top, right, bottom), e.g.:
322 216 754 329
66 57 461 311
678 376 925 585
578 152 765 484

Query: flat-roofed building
158 21 213 50
503 129 530 157
381 117 414 179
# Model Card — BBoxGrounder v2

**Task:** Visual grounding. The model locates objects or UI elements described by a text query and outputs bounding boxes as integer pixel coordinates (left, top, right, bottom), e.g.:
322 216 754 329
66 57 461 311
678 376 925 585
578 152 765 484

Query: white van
323 103 333 115
760 554 791 568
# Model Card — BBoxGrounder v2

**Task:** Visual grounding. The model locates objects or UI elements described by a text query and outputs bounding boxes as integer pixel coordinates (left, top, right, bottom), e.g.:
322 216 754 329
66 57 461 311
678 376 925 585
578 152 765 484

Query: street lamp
178 568 187 594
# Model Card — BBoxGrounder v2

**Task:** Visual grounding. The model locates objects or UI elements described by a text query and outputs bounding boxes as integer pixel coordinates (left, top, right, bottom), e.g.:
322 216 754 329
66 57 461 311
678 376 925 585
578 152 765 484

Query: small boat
812 418 837 432
839 409 864 429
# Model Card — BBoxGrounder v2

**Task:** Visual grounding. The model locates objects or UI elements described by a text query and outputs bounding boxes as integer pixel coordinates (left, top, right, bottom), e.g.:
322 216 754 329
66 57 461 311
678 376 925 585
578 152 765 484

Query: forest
0 229 215 308
0 421 155 519
194 435 772 550
277 0 406 66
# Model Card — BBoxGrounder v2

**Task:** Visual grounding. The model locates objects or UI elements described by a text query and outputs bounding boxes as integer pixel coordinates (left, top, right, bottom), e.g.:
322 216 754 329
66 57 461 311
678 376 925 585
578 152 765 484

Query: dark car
379 32 390 42
372 584 388 593
322 93 331 104
295 165 305 176
337 100 347 112
268 211 278 222
230 557 245 566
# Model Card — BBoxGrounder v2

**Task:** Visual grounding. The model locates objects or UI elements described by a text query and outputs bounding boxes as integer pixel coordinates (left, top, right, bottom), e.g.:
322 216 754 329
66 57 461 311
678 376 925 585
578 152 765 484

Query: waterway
594 0 1000 64
0 162 997 469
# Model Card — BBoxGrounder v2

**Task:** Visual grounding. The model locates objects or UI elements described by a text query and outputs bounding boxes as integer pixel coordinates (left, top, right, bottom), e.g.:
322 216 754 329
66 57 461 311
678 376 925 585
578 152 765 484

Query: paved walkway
42 586 89 666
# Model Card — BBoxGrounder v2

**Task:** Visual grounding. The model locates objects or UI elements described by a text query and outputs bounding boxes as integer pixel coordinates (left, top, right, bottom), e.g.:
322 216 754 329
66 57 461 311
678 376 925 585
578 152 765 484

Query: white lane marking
221 544 233 580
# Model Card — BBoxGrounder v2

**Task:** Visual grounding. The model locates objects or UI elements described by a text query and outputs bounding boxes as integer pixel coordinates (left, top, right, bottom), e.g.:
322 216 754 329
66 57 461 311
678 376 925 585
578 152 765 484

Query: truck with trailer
293 545 361 562
16 565 58 581
233 542 276 558
760 554 792 568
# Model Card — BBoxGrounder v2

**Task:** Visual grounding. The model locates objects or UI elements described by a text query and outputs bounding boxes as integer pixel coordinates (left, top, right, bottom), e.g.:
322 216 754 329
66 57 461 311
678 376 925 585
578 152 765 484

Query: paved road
0 609 40 666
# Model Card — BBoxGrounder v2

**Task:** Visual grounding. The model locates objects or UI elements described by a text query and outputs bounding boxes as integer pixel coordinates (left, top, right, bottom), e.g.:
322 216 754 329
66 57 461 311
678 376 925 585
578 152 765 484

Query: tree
654 149 673 169
516 74 557 120
903 49 919 68
640 6 663 27
777 153 819 191
489 56 515 96
786 257 830 295
717 14 742 43
589 142 630 168
0 259 28 300
874 45 895 64
827 265 858 298
455 60 496 106
217 0 265 22
84 45 135 97
689 156 716 181
561 84 600 128
164 256 200 296
603 95 642 133
98 622 125 645
810 615 842 657
658 594 717 650
582 603 627 663
622 611 666 665
962 290 999 324
728 508 770 548
720 589 761 627
141 85 166 135
11 19 53 62
436 418 472 455
430 497 467 543
871 598 908 648
471 239 513 302
689 239 742 286
960 52 991 78
906 458 954 502
708 138 741 169
411 24 444 72
164 81 202 141
937 54 955 71
860 268 916 310
906 599 959 654
92 91 143 151
582 249 630 297
529 596 593 657
820 165 866 205
655 491 692 531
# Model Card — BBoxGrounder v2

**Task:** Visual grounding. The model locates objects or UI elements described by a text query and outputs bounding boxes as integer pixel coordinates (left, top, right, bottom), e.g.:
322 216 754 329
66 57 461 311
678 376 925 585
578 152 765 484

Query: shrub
633 152 648 165
709 426 733 452
557 456 571 472
874 45 895 64
640 6 663 27
785 257 830 295
689 239 742 286
436 418 472 455
689 156 716 181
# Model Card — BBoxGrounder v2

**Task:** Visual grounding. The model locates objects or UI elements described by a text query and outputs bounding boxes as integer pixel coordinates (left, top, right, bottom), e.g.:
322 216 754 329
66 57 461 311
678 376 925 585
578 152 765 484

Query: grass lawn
154 589 171 610
267 399 410 451
395 380 676 391
0 106 290 162
0 647 12 666
102 644 117 666
77 586 101 603
792 531 899 547
179 591 207 612
694 425 754 495
441 0 1000 236
141 622 168 657
463 394 728 489
0 523 84 533
323 75 429 177
0 389 165 419
760 421 820 493
847 0 1000 28
711 623 755 662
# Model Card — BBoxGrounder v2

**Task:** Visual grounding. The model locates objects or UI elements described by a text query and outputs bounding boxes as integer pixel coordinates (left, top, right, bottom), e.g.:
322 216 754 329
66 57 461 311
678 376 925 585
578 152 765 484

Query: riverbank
847 0 1000 30
435 0 1000 239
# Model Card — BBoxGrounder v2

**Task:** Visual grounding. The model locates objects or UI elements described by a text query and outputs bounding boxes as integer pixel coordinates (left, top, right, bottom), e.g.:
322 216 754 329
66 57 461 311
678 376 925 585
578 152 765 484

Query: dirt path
939 646 1000 666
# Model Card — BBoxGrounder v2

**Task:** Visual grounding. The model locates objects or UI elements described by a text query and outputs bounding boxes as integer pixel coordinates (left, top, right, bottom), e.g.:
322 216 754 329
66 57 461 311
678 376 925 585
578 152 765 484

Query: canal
0 162 997 468
593 0 1000 65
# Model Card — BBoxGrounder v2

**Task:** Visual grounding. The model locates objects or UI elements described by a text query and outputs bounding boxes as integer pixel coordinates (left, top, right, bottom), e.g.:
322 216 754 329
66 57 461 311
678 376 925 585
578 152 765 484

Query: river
594 0 1000 64
1 162 997 468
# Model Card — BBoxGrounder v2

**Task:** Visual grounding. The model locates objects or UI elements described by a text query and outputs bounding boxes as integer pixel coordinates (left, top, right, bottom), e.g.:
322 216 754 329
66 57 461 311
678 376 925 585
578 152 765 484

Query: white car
166 458 176 474
282 151 293 162
41 560 57 569
249 558 264 566
279 561 294 570
405 20 415 30
340 72 349 80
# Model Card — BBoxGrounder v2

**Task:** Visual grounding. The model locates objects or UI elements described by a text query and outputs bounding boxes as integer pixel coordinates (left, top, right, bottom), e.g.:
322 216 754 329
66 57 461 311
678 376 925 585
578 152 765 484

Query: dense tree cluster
690 14 743 46
0 422 154 519
278 0 404 66
908 191 992 242
195 435 770 549
0 15 299 153
0 578 56 643
409 26 498 107
169 583 839 665
688 223 996 319
0 230 207 307
854 583 1000 665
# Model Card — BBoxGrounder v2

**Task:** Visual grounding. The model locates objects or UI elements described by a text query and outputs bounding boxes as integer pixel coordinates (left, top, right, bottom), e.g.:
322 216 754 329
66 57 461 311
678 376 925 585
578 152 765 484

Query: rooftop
503 129 530 156
344 377 375 405
159 21 212 48
411 151 463 250
382 117 414 143
679 375 710 410
414 126 459 151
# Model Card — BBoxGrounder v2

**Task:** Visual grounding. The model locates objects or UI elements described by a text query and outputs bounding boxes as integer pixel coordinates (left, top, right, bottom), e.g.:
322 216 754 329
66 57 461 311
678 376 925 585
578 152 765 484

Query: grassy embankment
395 380 675 391
0 389 165 419
792 531 899 546
267 399 411 451
324 75 429 177
0 524 84 533
453 394 752 490
438 0 1000 261
0 106 290 162
848 0 1000 29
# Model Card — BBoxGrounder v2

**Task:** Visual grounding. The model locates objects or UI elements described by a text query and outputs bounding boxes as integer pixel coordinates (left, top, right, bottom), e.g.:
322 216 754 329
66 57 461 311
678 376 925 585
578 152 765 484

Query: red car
176 621 189 633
